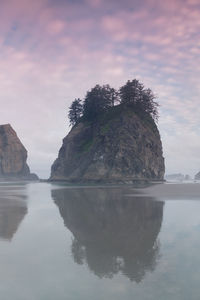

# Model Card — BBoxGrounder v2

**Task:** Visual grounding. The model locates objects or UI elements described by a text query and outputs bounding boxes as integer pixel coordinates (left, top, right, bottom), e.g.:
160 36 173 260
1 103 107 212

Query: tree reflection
52 187 164 282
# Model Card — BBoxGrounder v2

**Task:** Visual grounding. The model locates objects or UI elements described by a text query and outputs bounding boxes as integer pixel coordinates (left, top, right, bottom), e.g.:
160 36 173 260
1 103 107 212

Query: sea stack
50 106 165 183
195 171 200 180
0 124 38 180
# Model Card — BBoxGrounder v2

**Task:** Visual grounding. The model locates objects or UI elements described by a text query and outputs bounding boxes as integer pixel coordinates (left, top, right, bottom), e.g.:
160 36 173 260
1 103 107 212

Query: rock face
50 107 165 182
0 124 38 180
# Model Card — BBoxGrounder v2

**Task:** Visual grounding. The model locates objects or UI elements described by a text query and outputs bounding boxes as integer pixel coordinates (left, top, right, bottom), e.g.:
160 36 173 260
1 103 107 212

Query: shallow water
0 182 200 299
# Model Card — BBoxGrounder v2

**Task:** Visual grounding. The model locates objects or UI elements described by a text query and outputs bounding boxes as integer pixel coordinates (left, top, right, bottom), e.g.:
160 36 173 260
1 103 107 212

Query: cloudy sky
0 0 200 178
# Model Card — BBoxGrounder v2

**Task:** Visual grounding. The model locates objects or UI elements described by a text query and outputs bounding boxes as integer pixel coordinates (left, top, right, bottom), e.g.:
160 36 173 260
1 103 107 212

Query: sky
0 0 200 178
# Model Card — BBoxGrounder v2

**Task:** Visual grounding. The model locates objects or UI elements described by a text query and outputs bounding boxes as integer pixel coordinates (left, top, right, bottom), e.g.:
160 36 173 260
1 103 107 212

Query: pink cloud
0 0 199 176
46 20 65 34
86 0 103 8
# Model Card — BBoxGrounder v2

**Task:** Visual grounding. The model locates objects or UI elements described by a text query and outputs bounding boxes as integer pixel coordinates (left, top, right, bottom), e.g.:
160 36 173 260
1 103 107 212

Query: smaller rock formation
0 124 38 180
165 173 184 181
184 174 191 181
195 171 200 180
165 173 191 182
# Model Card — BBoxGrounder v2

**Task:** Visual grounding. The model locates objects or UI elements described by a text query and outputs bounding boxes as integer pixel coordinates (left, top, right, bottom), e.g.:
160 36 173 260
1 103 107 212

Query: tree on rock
139 88 159 121
119 79 143 106
67 79 159 125
119 79 159 121
83 85 118 121
68 98 83 126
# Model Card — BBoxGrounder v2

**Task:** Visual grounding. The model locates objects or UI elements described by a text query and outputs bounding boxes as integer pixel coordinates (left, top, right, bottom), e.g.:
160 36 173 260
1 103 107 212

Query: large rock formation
50 107 165 183
0 124 38 180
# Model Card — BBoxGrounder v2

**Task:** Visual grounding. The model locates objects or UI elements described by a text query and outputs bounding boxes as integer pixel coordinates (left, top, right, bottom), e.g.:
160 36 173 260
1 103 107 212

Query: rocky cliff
0 124 38 180
50 107 165 183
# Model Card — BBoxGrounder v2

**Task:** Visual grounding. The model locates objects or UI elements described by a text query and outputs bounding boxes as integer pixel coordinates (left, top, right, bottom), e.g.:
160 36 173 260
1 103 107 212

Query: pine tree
119 79 144 106
68 98 83 126
119 79 159 121
83 84 118 121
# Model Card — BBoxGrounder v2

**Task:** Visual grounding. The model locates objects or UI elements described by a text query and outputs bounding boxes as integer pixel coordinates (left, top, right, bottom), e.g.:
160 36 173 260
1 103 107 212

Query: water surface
0 182 200 299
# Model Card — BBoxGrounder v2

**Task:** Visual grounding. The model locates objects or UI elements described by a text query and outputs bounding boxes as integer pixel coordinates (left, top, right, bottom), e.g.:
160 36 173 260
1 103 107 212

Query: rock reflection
52 187 164 282
0 184 28 240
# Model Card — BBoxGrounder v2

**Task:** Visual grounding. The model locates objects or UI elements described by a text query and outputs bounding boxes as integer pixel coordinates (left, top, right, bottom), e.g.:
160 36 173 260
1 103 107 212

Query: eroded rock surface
51 108 165 183
0 124 38 180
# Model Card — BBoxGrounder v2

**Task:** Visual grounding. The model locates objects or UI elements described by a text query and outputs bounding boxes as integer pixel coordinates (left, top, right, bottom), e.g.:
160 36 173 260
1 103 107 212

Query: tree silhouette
68 98 83 126
119 79 159 121
68 79 159 125
83 84 118 121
